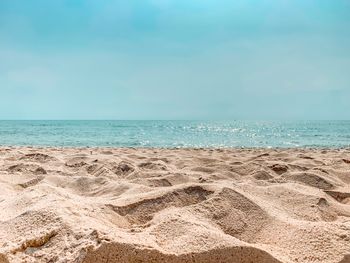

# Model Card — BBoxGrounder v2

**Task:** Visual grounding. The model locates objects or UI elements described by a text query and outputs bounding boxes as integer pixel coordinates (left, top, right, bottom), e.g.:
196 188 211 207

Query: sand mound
108 185 213 226
138 161 167 171
325 189 350 204
269 163 289 174
283 172 335 190
6 163 47 175
81 241 283 263
20 153 56 163
111 161 135 177
1 147 350 263
192 187 270 240
65 156 89 167
251 170 274 180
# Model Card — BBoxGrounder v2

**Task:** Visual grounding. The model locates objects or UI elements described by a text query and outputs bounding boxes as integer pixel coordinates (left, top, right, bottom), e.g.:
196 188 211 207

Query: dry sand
0 147 350 263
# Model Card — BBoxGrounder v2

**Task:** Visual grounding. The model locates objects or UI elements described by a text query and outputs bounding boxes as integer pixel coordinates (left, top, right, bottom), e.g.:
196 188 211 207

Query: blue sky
0 0 349 120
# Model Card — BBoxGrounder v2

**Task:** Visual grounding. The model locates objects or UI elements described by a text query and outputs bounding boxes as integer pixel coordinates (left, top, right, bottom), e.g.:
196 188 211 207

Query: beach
0 147 350 263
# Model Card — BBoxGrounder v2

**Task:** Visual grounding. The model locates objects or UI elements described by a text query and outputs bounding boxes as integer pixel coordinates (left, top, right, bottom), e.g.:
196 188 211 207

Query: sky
0 0 349 120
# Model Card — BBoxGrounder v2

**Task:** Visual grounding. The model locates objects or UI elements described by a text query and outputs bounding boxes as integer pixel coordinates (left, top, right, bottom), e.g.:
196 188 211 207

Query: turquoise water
0 120 349 148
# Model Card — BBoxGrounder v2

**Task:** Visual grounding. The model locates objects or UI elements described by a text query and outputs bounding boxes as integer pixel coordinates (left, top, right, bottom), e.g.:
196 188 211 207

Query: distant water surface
0 120 349 148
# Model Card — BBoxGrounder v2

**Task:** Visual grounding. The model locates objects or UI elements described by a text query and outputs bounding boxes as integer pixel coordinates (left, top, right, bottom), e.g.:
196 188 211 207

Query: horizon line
0 119 349 122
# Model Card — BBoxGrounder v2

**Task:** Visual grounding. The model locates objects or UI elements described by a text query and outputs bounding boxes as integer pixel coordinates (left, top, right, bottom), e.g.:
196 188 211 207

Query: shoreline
1 145 350 150
1 147 350 262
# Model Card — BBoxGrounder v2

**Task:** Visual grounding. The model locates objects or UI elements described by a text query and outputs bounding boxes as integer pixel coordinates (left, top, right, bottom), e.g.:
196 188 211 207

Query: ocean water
0 120 349 148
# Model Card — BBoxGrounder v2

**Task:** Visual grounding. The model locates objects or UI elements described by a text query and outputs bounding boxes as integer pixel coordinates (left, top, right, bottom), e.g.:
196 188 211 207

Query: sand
0 147 350 263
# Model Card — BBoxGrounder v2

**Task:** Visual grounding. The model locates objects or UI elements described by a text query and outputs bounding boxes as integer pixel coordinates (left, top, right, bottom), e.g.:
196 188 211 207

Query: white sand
0 147 350 263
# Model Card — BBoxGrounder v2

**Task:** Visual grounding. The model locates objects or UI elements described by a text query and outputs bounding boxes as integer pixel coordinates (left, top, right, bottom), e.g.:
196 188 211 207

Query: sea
0 120 349 148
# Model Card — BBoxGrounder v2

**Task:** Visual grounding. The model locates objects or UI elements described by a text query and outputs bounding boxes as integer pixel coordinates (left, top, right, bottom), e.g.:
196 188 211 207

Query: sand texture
0 147 350 263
